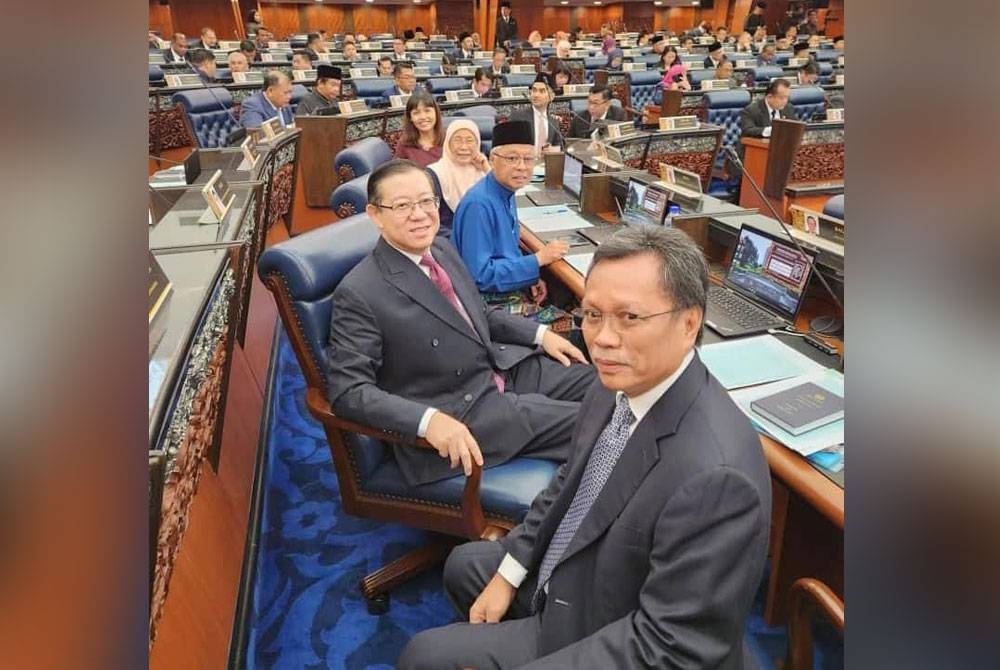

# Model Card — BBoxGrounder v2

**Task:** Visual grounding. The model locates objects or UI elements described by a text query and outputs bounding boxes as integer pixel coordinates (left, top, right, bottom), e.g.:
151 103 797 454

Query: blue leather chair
702 88 752 163
443 115 494 153
451 104 497 118
333 136 392 183
817 61 834 85
427 77 468 94
636 53 663 67
627 69 664 110
503 73 537 88
412 61 443 76
257 214 559 612
687 69 718 89
788 85 826 121
171 87 239 149
149 64 164 85
583 56 605 83
750 65 785 86
329 174 370 218
352 76 395 107
213 67 232 83
774 51 793 66
289 83 309 114
823 194 844 220
813 49 840 63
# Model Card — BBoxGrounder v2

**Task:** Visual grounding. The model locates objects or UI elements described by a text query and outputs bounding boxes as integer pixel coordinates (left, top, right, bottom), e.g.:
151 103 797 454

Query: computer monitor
621 178 649 225
562 153 583 198
640 183 669 224
724 224 816 322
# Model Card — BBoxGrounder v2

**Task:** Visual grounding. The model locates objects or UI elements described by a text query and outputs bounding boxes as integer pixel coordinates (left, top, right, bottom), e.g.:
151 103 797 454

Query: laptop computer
704 224 816 338
527 153 583 207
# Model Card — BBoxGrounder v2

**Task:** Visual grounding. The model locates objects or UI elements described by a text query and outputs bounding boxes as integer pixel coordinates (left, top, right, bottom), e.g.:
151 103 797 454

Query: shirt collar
618 349 695 427
486 171 514 197
384 238 428 266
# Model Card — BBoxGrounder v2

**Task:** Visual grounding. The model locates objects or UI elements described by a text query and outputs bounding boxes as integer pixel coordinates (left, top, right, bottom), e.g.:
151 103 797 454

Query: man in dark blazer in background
327 160 595 486
508 75 565 153
399 225 772 669
495 1 518 48
162 32 189 63
568 84 626 138
739 77 795 156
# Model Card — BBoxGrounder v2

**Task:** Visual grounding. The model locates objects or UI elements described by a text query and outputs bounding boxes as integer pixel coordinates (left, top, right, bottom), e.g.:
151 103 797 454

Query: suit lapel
554 356 710 569
375 239 482 342
434 241 492 344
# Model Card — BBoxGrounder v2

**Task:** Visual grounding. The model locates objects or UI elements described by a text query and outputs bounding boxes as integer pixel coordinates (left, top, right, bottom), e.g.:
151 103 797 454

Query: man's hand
469 573 516 624
472 152 489 171
535 240 570 266
424 412 484 476
541 329 588 366
529 279 548 304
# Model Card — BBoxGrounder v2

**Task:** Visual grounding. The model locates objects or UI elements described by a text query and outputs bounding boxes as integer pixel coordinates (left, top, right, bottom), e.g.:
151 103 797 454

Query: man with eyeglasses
452 120 569 297
326 159 596 489
399 225 771 670
569 84 626 139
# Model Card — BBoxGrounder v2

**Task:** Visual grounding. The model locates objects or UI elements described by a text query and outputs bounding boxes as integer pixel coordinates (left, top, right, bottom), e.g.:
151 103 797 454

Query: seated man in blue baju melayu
451 120 569 314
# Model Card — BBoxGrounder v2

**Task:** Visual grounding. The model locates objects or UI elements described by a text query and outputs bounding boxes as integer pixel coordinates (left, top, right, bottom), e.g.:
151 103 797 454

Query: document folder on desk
699 334 826 390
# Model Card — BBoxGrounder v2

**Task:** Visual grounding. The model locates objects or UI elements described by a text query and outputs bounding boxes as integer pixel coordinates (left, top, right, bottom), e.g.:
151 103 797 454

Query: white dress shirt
532 107 549 153
496 349 696 589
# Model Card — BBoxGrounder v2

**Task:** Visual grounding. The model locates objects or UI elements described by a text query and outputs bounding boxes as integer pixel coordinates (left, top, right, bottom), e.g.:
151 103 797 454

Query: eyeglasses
450 135 479 146
493 153 537 167
374 196 440 216
576 307 683 332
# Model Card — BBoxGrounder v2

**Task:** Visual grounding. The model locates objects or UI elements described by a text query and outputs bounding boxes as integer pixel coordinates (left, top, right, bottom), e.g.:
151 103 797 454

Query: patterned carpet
246 334 843 669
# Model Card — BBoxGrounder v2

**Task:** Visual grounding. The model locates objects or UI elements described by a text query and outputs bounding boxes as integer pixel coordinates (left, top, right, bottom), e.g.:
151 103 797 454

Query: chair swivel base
359 536 460 615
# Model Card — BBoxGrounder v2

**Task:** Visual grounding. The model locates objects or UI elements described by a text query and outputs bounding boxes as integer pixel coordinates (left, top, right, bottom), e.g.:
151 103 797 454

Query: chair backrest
788 85 826 121
329 174 370 218
627 69 663 109
636 53 662 66
687 69 718 88
750 65 785 85
823 194 844 220
412 60 443 75
352 76 395 106
171 87 238 148
427 77 469 94
817 61 834 84
257 214 386 477
149 64 164 84
702 88 752 166
289 84 309 113
503 72 537 88
333 136 393 183
214 67 232 83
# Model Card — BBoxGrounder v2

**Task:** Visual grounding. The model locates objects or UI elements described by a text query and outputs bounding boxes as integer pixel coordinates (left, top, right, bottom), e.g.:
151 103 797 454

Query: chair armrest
305 386 492 539
786 577 844 670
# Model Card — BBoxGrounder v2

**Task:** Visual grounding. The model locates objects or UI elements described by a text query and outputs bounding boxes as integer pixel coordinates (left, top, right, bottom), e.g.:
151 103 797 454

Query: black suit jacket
740 97 797 139
568 105 626 139
327 238 545 485
496 16 518 47
502 355 771 668
162 48 187 63
508 107 565 149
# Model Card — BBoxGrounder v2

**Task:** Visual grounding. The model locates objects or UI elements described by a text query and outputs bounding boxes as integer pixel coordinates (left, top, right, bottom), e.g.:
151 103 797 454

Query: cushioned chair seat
503 73 537 88
688 69 718 88
823 194 844 220
427 77 469 94
171 87 238 149
352 76 395 107
817 61 834 85
334 136 392 183
365 457 559 522
750 65 785 85
788 85 826 121
149 64 164 84
702 88 752 169
628 69 664 109
330 174 370 217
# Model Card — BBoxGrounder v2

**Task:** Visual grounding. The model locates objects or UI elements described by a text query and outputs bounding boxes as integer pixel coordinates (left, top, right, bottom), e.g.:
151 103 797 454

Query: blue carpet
247 333 843 669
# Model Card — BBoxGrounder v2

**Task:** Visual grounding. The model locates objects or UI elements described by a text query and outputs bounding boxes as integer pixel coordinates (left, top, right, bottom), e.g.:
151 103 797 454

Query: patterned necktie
420 254 504 393
533 395 635 610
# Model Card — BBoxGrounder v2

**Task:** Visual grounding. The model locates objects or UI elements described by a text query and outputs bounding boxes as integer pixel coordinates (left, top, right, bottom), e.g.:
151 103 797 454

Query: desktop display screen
562 153 583 198
640 184 669 224
621 179 668 226
725 225 815 321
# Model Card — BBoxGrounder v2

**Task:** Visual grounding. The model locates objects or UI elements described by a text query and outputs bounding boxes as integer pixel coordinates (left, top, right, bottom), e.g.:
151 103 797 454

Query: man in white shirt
508 75 564 153
399 225 771 670
162 32 188 63
739 77 794 151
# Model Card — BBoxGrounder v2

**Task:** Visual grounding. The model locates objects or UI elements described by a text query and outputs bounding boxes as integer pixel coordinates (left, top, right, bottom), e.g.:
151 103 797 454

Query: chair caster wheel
366 593 390 615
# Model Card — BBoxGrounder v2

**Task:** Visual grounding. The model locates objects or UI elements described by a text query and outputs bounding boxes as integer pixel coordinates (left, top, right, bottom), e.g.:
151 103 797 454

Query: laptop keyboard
708 286 781 329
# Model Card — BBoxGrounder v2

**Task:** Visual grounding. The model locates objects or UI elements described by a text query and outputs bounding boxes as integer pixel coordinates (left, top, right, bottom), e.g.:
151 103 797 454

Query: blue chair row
170 84 308 148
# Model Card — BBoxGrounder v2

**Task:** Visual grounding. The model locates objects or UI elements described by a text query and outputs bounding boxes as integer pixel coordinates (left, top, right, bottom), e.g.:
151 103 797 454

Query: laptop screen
640 184 669 224
724 225 815 322
563 153 583 198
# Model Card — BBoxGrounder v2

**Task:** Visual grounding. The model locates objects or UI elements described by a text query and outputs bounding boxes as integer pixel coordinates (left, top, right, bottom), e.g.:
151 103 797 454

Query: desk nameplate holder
510 64 537 74
771 75 798 86
268 41 291 50
826 108 844 122
389 94 411 108
835 74 844 85
736 59 757 69
787 57 810 67
457 65 478 76
445 89 477 102
701 79 731 91
338 99 369 115
232 71 264 84
622 62 646 72
563 84 591 95
349 68 376 78
259 116 292 142
164 73 203 88
474 51 492 59
606 121 637 139
293 69 317 82
500 86 529 98
413 66 431 77
685 61 705 70
199 169 236 224
237 137 260 172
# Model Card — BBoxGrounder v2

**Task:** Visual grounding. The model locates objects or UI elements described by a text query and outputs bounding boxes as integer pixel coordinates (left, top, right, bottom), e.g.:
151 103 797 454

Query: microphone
148 154 184 165
723 144 844 327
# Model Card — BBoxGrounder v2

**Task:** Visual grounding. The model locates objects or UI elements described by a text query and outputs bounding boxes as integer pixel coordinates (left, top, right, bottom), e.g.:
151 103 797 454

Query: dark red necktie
420 254 505 393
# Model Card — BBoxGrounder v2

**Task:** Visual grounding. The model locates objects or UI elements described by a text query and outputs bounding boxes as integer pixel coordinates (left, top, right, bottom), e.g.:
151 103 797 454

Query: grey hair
263 69 289 90
588 225 709 344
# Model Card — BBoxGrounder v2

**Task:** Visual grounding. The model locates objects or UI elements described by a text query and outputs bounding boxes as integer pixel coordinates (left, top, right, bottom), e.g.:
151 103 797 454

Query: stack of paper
519 206 593 233
565 253 593 275
699 334 827 390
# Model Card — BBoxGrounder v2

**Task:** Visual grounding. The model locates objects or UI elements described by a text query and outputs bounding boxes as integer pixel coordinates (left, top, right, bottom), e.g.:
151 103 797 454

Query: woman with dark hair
245 9 262 37
393 91 444 167
549 62 573 95
659 46 691 91
604 47 624 70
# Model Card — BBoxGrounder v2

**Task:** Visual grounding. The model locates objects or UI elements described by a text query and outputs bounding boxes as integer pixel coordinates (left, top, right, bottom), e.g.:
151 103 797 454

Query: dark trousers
397 540 543 670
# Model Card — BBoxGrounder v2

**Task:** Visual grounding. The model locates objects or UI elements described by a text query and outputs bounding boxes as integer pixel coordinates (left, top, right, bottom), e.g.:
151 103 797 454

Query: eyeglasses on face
374 196 440 216
575 306 682 332
492 152 537 167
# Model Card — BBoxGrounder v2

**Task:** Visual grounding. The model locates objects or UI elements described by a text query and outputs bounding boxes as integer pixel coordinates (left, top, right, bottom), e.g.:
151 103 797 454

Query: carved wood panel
791 142 844 182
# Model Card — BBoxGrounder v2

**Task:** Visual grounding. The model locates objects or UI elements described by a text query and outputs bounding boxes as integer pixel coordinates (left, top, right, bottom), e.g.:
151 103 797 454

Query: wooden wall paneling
301 5 347 36
436 0 472 37
353 6 391 37
393 6 434 35
820 0 844 37
623 3 655 33
729 0 757 34
169 0 241 41
149 0 174 37
544 8 572 37
259 3 301 40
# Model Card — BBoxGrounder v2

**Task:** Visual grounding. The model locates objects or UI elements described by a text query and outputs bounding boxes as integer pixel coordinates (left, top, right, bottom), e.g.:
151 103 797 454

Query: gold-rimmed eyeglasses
492 152 538 167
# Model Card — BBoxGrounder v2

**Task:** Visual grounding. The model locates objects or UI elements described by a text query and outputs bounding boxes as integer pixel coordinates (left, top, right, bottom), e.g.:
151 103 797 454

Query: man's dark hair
307 32 321 45
473 67 494 83
801 60 820 76
589 84 612 101
189 48 215 66
500 0 511 7
393 62 414 77
367 159 432 204
403 29 415 40
239 40 256 53
263 69 289 90
766 78 791 96
588 226 709 345
458 31 471 42
292 49 310 61
493 47 507 57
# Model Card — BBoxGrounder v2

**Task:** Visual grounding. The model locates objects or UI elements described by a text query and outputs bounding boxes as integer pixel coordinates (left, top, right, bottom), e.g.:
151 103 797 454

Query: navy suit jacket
239 91 294 129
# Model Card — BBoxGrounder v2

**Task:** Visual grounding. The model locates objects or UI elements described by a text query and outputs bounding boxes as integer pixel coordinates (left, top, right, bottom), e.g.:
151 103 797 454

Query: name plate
790 204 844 242
701 79 731 90
570 50 589 58
787 57 809 67
424 51 445 60
659 115 700 131
430 35 448 41
164 73 203 87
212 50 230 62
622 62 646 71
389 94 411 108
735 59 756 69
293 69 317 81
510 64 537 74
268 41 291 50
771 75 798 85
148 53 166 64
349 68 376 78
360 42 381 50
200 169 235 223
826 108 844 122
406 41 423 49
232 70 265 84
217 40 240 50
445 89 477 101
698 36 715 45
474 51 492 59
606 121 637 139
500 86 529 98
260 115 290 141
685 61 705 70
339 99 369 115
239 136 261 169
316 52 334 62
837 55 845 67
622 49 641 57
835 74 844 85
457 65 478 76
563 84 591 95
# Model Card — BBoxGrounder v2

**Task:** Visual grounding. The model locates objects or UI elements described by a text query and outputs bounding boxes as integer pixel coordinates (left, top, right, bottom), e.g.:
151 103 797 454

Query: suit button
499 345 507 350
463 393 473 402
456 368 463 376
431 338 439 347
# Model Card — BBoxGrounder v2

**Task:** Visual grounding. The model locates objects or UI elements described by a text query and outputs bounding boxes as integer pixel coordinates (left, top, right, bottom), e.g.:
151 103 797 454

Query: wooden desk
520 217 844 625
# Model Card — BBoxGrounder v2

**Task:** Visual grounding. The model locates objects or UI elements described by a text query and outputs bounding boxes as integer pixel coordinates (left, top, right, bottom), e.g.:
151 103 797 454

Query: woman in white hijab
427 119 490 239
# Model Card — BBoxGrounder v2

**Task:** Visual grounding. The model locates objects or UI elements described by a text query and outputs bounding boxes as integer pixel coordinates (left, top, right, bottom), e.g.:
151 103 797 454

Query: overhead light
594 0 602 4
653 0 662 4
560 0 568 4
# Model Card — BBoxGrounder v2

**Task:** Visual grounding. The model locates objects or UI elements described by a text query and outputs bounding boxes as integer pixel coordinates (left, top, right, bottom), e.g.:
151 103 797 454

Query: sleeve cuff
417 408 437 438
497 552 529 588
533 324 548 346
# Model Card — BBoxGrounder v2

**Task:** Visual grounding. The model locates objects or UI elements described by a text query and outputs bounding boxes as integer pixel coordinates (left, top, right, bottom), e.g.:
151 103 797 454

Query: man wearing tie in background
399 226 771 669
239 70 294 129
508 75 565 154
327 160 595 487
739 78 794 156
495 1 518 49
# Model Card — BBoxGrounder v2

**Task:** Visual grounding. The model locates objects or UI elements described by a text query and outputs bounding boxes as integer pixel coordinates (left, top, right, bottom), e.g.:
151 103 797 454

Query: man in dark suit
495 1 518 48
162 32 189 63
569 85 626 138
508 75 565 153
304 32 324 61
189 49 217 84
381 62 419 104
454 32 476 61
196 27 218 50
398 225 772 669
704 41 726 69
489 48 510 77
327 160 596 486
294 65 342 115
239 70 294 129
740 77 795 145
